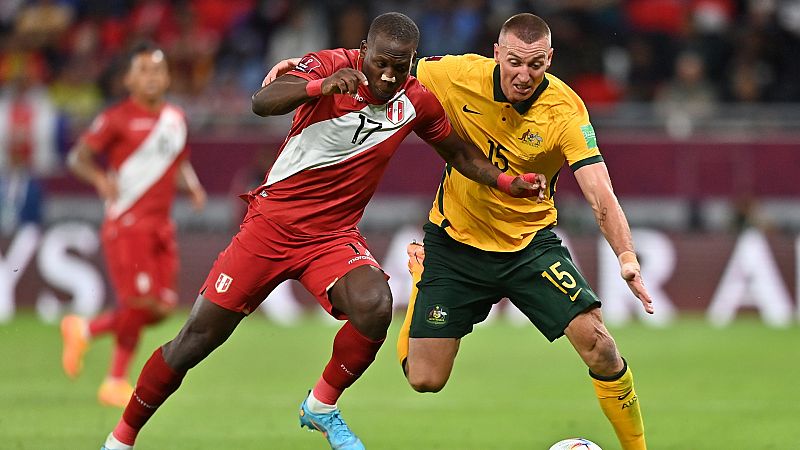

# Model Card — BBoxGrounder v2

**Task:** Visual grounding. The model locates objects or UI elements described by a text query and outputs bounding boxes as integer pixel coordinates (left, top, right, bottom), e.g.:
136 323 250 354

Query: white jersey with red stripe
254 48 452 235
82 99 188 228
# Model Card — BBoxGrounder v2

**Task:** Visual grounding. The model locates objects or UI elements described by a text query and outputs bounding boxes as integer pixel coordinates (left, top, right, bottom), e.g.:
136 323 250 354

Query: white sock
104 432 133 450
306 391 337 414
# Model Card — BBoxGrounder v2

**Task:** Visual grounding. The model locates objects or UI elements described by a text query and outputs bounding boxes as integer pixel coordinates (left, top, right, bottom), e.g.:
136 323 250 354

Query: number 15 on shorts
541 261 583 301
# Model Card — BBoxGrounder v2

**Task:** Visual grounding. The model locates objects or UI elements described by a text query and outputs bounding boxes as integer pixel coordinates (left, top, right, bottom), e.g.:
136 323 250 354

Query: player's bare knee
407 370 447 393
350 288 393 331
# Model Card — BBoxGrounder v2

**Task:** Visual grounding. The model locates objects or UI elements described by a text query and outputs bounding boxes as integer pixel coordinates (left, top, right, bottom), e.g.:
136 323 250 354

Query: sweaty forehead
500 34 549 60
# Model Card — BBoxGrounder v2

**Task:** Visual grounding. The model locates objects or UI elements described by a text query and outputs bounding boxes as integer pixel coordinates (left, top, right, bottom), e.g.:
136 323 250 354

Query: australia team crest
386 99 405 124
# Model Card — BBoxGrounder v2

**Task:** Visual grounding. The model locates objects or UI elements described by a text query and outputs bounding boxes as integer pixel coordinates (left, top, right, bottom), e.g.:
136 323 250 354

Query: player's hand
619 256 654 314
262 57 301 87
509 173 547 201
94 173 118 202
189 186 207 211
322 68 368 95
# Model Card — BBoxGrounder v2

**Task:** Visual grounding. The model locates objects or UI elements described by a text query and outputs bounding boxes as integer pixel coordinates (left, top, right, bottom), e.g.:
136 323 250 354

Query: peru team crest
386 99 404 124
215 273 233 293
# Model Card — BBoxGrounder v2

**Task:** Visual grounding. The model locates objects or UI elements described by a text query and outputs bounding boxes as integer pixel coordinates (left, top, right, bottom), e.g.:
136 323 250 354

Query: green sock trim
589 357 628 382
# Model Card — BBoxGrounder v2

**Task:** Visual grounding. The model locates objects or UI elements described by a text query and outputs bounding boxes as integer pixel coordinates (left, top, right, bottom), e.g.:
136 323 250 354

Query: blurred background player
98 12 541 450
60 42 207 408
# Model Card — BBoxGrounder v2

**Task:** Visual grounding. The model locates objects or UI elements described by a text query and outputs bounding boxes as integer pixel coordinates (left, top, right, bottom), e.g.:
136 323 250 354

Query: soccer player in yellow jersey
402 14 653 450
265 13 653 450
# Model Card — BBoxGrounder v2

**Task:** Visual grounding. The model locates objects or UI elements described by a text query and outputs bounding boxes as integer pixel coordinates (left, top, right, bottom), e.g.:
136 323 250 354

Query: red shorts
101 220 178 308
201 205 383 319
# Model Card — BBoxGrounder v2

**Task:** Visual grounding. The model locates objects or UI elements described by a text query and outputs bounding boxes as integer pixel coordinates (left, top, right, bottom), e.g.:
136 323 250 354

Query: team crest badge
386 99 404 124
518 129 543 147
425 305 449 328
215 273 233 293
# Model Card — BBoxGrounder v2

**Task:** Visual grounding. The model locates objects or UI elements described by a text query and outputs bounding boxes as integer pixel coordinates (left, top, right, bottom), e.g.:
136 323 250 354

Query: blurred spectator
126 0 178 44
266 4 328 67
417 0 484 55
0 159 43 236
333 3 369 49
0 0 797 132
654 50 718 137
49 56 104 126
164 2 219 98
0 45 61 236
14 0 74 49
0 61 59 177
0 0 24 33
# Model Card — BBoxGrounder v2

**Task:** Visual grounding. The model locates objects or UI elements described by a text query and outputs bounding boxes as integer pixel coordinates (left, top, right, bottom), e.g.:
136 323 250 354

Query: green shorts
409 222 600 342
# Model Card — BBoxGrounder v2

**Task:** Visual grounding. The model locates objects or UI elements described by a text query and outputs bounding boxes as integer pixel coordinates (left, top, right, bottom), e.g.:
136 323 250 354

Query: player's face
125 50 170 104
360 36 416 102
494 33 552 103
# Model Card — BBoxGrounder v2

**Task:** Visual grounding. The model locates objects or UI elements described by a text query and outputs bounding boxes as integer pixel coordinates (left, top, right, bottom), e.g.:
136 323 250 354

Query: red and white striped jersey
82 99 188 227
256 48 452 235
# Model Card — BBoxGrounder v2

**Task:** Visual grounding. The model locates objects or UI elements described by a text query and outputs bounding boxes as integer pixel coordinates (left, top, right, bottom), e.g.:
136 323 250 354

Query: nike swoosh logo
618 390 632 401
462 105 481 115
570 288 583 302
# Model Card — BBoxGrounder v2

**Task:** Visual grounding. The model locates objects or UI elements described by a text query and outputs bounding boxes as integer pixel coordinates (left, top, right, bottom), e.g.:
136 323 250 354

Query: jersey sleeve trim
570 155 604 171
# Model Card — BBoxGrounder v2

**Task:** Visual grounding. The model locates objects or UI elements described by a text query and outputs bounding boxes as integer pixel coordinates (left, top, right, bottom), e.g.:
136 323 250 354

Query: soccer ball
548 438 602 450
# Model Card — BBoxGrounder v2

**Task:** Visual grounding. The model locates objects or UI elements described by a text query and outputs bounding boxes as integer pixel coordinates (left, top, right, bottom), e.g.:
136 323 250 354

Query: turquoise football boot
299 397 365 450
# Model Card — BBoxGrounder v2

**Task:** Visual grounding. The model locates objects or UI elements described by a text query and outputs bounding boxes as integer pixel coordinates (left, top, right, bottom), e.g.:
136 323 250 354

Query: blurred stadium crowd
2 0 800 237
2 0 800 134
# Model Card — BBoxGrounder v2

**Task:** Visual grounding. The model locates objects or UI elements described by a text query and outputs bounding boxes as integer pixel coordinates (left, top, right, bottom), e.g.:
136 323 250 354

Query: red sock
89 311 117 338
109 309 152 378
110 346 134 379
114 347 185 445
313 321 384 405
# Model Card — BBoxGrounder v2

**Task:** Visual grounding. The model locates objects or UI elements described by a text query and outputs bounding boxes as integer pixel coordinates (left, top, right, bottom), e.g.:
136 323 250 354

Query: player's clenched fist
321 68 369 95
497 172 548 201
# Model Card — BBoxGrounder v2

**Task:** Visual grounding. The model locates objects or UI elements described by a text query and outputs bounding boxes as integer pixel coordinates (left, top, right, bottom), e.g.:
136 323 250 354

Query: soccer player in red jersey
100 13 543 450
61 43 207 408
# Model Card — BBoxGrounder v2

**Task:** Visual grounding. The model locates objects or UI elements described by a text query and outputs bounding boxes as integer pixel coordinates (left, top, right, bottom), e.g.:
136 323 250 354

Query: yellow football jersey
416 53 603 252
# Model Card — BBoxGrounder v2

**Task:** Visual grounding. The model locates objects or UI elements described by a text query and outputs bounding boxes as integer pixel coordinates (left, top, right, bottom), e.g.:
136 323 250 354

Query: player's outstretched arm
251 68 368 117
574 162 654 314
431 130 547 199
178 160 207 211
67 141 117 202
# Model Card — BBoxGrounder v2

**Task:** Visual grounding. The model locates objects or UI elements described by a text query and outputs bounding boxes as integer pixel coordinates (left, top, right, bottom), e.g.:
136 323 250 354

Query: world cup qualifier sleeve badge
425 305 449 329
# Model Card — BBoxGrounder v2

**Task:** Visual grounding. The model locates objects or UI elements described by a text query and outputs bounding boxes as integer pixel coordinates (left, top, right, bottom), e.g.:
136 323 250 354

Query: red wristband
305 79 323 97
496 173 514 195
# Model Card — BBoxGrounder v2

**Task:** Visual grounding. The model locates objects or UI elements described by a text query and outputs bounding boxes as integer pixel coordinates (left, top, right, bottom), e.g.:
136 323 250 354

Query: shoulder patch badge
580 124 597 150
295 56 321 74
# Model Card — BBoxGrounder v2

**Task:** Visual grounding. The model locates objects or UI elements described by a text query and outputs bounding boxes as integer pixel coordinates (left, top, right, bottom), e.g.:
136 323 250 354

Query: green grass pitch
1 312 798 449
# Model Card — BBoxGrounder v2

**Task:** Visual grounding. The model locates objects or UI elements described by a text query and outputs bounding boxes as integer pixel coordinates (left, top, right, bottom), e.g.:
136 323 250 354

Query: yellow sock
396 269 422 368
591 360 646 450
